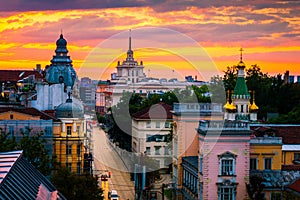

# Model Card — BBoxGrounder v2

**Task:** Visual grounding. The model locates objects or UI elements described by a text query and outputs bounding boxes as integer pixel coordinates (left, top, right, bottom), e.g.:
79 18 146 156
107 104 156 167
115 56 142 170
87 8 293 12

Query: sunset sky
0 0 300 81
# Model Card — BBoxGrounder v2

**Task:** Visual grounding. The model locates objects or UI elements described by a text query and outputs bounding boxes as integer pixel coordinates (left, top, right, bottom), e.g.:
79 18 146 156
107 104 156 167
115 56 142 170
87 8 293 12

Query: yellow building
54 97 85 174
282 145 300 166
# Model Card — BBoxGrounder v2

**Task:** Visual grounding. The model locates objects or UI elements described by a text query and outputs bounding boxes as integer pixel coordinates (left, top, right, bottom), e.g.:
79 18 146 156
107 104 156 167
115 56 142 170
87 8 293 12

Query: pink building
198 120 251 200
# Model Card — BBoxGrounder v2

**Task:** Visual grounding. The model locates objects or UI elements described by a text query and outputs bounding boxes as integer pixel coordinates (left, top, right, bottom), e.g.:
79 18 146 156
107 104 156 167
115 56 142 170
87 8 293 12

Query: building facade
172 103 223 199
132 102 173 169
198 120 251 200
54 96 86 174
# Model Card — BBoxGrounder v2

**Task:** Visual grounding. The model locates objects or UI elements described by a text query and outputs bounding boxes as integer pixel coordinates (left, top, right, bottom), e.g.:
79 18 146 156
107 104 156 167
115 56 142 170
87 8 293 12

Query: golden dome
250 102 259 111
224 101 231 110
229 102 237 110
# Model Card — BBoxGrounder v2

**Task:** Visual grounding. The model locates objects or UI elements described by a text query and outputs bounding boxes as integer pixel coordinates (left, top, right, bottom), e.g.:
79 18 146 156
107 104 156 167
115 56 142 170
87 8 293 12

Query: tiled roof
0 150 66 199
0 107 58 121
288 177 300 193
132 102 173 120
0 150 22 184
250 125 300 144
0 70 43 82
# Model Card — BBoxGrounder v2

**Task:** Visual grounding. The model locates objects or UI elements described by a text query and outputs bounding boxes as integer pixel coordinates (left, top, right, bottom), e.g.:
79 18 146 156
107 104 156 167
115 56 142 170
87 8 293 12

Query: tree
246 174 266 200
51 167 103 200
223 65 237 91
0 128 54 176
0 129 17 152
17 129 54 176
209 75 226 104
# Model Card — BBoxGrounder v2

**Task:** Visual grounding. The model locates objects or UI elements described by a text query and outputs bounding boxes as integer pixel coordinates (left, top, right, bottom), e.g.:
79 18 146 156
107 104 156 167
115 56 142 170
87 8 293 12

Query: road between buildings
93 126 135 200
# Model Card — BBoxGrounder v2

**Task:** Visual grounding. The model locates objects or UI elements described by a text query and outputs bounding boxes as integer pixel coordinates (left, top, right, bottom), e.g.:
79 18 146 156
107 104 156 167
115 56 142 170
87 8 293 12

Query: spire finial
240 47 243 61
129 29 132 51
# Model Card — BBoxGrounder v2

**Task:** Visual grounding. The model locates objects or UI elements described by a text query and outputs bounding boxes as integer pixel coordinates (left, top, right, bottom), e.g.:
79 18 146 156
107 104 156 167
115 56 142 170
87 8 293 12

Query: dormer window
218 151 237 176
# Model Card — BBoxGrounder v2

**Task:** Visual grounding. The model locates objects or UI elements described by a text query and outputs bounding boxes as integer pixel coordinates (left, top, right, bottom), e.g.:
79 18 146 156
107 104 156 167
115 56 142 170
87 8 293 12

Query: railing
250 137 282 144
173 103 222 113
198 120 250 131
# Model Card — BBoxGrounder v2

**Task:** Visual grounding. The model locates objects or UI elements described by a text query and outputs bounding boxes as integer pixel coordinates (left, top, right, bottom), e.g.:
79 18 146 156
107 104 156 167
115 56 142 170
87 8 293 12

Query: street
93 126 135 200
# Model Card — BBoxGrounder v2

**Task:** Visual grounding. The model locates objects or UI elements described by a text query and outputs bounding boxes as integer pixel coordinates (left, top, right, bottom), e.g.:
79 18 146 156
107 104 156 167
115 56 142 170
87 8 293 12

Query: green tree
223 65 237 91
246 175 266 200
0 129 17 152
0 128 54 176
17 129 54 176
209 75 226 104
51 167 103 200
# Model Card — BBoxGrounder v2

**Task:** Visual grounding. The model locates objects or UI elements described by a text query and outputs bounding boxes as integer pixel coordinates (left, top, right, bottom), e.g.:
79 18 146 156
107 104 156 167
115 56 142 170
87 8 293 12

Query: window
77 126 80 134
154 146 161 155
294 153 300 161
146 147 151 155
156 122 160 128
146 121 151 128
219 152 236 176
241 105 244 112
10 114 13 119
270 192 281 200
67 126 72 135
221 160 234 175
199 155 203 174
77 162 81 174
250 158 257 170
66 145 72 155
218 186 236 200
165 122 170 128
264 158 272 170
45 126 52 136
77 144 81 156
164 147 169 155
8 126 14 136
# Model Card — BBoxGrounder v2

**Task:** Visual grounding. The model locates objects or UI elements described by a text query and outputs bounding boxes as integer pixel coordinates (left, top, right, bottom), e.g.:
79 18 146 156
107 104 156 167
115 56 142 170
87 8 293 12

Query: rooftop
132 102 173 120
0 107 58 121
0 70 43 82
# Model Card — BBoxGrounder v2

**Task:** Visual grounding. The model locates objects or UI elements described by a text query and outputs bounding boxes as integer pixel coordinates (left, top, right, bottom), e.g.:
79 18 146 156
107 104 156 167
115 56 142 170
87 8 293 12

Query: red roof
132 102 173 120
0 70 43 82
251 125 300 144
0 107 57 120
288 177 300 193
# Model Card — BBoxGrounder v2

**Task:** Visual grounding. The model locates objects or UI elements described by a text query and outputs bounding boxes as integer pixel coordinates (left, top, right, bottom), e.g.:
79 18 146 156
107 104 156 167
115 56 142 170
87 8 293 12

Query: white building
131 102 173 170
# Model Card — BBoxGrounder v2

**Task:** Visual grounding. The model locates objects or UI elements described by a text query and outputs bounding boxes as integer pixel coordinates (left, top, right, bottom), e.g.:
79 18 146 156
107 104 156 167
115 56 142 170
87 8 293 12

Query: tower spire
129 29 132 51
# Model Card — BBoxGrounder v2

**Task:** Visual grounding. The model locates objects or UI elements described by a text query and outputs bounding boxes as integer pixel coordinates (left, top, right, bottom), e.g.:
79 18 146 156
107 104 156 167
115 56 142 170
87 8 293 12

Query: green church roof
233 77 250 99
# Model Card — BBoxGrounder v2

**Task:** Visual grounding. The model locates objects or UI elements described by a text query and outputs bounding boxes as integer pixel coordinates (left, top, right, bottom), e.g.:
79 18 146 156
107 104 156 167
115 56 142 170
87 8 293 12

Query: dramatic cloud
0 1 300 78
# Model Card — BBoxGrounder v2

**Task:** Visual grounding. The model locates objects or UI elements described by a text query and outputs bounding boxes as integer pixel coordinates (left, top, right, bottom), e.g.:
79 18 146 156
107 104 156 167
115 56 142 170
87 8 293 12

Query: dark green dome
56 34 67 47
55 99 83 118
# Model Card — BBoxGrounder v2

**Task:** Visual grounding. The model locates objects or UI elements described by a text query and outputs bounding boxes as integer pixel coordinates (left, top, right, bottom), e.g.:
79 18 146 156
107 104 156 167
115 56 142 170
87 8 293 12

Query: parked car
108 190 119 200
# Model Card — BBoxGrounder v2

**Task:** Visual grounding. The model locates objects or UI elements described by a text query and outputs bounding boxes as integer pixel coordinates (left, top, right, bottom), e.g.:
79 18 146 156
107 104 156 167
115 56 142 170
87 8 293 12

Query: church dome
237 60 245 68
55 98 83 118
56 34 67 47
249 102 259 112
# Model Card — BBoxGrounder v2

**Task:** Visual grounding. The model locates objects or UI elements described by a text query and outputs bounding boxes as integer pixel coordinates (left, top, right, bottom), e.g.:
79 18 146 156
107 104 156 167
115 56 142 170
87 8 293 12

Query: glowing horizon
1 2 300 80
